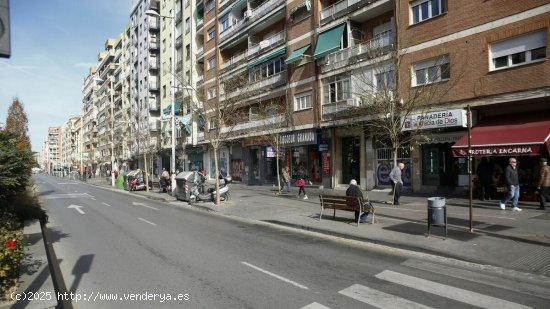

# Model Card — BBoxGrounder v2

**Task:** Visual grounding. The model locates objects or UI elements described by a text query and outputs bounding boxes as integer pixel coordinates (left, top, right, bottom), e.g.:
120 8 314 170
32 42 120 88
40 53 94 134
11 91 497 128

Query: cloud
73 62 97 69
0 62 40 77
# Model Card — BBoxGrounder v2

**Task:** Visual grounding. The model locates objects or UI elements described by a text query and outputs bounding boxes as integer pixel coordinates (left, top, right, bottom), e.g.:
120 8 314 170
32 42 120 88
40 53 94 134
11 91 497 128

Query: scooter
188 172 232 204
130 176 148 191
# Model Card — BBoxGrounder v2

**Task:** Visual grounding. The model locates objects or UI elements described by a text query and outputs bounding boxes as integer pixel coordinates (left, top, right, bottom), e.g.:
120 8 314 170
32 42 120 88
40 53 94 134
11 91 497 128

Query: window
220 16 230 33
185 17 190 34
205 0 214 12
295 91 312 111
209 117 217 130
185 44 190 61
249 58 285 82
411 0 447 24
207 87 217 99
375 70 395 91
208 56 216 70
208 27 216 40
412 55 450 86
323 77 351 104
490 29 547 71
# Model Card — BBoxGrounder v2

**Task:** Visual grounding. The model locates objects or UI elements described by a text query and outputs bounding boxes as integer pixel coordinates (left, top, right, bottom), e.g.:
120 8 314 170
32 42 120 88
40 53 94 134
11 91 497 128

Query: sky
0 0 133 152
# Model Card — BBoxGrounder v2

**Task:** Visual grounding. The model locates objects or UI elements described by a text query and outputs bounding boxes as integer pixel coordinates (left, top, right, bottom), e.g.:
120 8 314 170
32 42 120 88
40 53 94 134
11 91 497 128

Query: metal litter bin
427 197 447 238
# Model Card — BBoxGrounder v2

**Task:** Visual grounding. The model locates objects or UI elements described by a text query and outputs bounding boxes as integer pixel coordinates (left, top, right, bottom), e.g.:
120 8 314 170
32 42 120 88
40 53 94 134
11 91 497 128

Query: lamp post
95 76 116 187
146 7 176 194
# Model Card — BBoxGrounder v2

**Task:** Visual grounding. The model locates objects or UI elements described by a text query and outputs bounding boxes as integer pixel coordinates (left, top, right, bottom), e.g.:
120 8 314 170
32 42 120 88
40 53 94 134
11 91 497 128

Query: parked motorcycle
188 171 232 204
128 169 151 191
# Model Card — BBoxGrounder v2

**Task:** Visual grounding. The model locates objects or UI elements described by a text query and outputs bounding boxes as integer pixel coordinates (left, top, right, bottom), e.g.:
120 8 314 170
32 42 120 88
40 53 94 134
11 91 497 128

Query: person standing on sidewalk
389 163 404 205
537 157 550 210
281 166 291 193
500 157 521 211
296 163 308 200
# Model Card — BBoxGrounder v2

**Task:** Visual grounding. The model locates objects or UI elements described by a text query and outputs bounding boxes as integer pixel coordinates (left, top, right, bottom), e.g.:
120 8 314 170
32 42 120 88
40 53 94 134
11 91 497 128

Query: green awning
178 115 192 134
314 23 346 59
217 0 247 19
163 100 182 116
285 45 310 64
248 48 286 69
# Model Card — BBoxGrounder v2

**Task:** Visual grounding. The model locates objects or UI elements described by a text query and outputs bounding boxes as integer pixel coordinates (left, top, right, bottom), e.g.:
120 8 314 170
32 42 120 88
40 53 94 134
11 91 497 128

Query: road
34 174 549 308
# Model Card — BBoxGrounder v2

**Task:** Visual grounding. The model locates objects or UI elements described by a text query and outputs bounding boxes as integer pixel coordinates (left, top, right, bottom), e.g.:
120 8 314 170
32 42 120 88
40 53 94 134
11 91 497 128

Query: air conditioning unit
243 10 251 18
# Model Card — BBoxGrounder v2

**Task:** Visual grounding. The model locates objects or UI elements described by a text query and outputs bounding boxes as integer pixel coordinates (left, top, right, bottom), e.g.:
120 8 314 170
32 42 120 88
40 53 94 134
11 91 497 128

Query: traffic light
0 0 10 59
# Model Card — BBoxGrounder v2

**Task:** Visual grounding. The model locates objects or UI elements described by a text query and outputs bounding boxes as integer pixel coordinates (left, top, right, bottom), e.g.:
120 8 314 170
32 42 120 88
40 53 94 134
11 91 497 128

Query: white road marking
339 284 433 309
102 202 111 207
403 259 550 300
138 218 157 226
68 205 85 215
300 302 332 309
57 183 79 185
42 193 93 200
241 261 309 290
91 197 96 200
132 201 159 210
376 270 531 309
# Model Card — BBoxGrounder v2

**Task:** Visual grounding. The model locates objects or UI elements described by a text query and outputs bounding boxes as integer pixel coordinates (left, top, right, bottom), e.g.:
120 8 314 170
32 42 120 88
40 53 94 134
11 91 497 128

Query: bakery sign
452 144 543 157
402 109 467 131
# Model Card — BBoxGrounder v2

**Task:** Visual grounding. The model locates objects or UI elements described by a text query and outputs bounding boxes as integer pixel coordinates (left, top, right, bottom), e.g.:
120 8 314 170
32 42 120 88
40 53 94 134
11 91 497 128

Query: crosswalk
300 258 545 309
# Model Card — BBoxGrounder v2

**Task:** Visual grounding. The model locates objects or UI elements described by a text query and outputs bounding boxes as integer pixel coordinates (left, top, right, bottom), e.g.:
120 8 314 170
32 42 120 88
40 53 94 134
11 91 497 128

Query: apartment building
196 0 549 195
129 0 162 171
81 67 99 174
46 127 61 174
60 116 81 174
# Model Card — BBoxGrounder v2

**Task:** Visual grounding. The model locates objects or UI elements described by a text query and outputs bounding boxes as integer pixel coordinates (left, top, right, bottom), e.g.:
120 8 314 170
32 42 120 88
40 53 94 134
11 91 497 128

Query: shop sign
279 129 318 146
322 153 331 175
266 147 279 158
452 144 543 157
402 109 466 131
319 139 329 152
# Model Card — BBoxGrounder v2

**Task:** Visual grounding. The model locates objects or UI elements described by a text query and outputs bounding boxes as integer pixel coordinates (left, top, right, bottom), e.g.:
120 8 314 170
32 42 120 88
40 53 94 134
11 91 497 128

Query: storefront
280 129 322 184
452 112 550 201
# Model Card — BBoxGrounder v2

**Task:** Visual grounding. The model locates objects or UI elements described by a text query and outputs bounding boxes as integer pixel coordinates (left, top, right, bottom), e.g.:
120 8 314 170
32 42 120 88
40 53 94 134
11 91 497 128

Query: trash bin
175 171 196 202
427 197 447 238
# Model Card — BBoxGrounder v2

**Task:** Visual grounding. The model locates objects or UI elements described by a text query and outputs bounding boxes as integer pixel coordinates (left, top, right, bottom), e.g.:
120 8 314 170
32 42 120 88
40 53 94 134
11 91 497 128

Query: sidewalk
87 177 550 277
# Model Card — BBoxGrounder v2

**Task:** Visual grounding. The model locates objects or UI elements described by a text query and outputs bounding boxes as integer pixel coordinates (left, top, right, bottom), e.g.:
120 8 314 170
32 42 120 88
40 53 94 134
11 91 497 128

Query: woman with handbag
296 163 308 200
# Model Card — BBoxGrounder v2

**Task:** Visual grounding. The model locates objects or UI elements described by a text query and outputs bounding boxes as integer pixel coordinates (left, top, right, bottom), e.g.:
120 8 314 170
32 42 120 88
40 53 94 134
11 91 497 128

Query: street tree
4 97 31 151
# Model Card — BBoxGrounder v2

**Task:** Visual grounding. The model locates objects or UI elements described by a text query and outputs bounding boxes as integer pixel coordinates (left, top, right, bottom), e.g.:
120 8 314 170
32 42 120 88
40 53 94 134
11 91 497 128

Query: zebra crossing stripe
339 284 434 309
299 302 332 309
375 270 531 309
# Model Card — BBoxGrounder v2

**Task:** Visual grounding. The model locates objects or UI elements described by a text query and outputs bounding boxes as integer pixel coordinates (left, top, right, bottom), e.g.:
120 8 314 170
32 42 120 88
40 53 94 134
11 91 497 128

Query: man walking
537 157 550 210
500 157 521 211
390 162 405 205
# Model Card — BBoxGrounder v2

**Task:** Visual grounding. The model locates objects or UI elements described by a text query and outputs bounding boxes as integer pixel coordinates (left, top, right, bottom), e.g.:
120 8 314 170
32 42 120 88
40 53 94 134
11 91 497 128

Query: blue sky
0 0 132 152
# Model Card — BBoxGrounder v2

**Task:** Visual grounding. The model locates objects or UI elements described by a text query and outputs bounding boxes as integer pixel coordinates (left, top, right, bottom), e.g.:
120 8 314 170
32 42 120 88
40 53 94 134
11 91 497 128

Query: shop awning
452 112 550 157
247 48 286 69
178 115 192 134
285 45 310 64
314 23 346 59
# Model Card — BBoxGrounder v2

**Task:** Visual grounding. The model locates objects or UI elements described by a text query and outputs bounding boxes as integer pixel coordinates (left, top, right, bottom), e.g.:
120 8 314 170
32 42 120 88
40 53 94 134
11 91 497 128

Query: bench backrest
320 195 363 210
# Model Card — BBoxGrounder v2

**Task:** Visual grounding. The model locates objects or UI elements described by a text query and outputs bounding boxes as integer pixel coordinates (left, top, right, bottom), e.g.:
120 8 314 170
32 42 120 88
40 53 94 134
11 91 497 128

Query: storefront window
341 136 360 185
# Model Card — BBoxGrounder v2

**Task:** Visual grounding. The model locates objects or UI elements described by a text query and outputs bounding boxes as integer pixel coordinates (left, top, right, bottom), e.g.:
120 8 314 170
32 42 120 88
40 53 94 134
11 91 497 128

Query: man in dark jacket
537 157 550 210
500 157 521 211
346 179 366 222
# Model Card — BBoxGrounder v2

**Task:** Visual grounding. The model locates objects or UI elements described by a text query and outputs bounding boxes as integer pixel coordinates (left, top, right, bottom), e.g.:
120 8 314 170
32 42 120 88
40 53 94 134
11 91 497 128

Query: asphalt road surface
34 174 549 309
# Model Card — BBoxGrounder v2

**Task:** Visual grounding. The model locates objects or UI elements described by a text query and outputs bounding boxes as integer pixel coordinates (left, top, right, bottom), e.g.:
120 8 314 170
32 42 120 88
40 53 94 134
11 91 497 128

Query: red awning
452 112 550 157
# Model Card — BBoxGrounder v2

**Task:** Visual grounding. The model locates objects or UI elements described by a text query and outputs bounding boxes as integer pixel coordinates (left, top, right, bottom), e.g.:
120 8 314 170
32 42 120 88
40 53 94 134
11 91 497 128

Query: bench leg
333 208 336 219
319 206 323 222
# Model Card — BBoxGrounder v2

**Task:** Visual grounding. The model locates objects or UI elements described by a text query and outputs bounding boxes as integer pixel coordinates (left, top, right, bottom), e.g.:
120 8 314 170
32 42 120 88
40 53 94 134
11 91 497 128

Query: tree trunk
213 146 220 206
144 153 149 192
275 136 281 195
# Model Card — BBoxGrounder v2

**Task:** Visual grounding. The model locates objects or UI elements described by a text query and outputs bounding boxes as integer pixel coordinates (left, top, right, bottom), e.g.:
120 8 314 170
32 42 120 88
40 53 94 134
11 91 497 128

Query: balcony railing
219 0 284 42
196 18 204 29
196 46 204 57
148 59 159 70
228 114 286 132
224 71 287 99
149 81 159 90
247 30 285 58
321 30 395 73
322 98 362 117
221 50 247 70
321 0 384 24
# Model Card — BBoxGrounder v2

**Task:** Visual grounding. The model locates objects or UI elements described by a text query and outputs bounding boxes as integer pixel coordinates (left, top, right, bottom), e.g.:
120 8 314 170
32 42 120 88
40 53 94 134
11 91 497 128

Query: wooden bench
319 194 375 226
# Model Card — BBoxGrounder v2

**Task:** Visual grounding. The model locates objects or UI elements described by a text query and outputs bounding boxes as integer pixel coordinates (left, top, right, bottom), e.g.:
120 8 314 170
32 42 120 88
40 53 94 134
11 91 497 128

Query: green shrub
0 211 24 302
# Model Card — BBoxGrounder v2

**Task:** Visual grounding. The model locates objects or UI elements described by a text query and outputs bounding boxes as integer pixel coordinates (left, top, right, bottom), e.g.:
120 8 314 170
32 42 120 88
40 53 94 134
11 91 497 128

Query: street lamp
95 76 116 187
146 7 176 193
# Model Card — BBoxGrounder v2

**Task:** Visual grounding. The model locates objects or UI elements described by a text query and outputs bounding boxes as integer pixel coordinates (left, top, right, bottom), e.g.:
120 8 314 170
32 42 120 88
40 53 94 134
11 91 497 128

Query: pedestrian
281 166 291 193
537 157 550 210
476 157 493 201
346 179 367 223
389 162 405 205
500 157 521 211
296 163 308 200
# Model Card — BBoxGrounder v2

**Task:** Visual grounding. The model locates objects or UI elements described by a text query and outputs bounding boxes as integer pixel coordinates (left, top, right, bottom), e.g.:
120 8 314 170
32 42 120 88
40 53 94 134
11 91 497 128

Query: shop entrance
422 143 456 187
341 136 360 185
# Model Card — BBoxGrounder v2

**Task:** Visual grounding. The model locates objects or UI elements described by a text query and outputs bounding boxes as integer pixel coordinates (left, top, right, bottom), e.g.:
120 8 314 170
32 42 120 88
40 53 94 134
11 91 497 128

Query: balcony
148 59 159 70
148 97 159 111
149 120 160 131
196 18 204 30
148 18 159 30
247 30 286 59
228 114 286 133
175 35 183 47
221 51 247 71
321 0 388 25
322 98 363 117
225 71 287 100
196 46 204 58
320 30 395 73
148 41 159 50
149 81 160 90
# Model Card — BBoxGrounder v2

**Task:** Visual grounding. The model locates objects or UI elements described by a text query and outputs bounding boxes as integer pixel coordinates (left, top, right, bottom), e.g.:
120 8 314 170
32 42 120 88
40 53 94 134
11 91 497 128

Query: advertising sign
376 160 412 187
402 109 466 131
452 144 543 157
279 129 318 146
